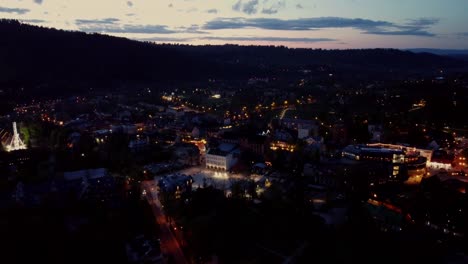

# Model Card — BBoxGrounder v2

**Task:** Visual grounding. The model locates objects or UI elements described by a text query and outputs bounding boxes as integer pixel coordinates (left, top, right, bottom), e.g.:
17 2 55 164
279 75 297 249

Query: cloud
178 24 206 34
234 0 285 15
203 16 438 37
20 19 46 24
261 7 278 14
81 25 176 34
127 1 133 7
366 17 439 37
76 19 177 34
186 7 198 13
138 36 337 43
364 29 435 37
34 0 43 4
406 18 439 27
75 18 120 25
138 36 192 43
242 0 259 15
261 0 286 14
296 4 303 9
0 6 30 14
232 0 242 11
206 8 218 14
138 36 336 44
201 36 336 43
204 17 392 31
75 18 205 34
233 0 259 15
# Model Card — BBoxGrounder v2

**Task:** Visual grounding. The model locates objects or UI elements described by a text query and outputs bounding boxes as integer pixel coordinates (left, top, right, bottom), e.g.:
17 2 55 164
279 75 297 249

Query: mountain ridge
407 48 468 55
0 19 466 90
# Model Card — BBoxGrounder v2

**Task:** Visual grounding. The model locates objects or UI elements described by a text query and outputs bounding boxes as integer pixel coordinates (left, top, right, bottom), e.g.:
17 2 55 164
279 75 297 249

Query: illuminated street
142 181 188 264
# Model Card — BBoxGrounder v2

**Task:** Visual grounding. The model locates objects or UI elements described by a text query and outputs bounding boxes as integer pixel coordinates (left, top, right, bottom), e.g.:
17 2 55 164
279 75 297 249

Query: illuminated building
342 143 427 183
427 150 454 170
205 143 239 171
270 141 296 152
182 138 207 153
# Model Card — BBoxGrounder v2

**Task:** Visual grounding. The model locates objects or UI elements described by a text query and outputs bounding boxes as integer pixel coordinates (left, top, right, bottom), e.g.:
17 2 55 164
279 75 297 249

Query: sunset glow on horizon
1 0 468 49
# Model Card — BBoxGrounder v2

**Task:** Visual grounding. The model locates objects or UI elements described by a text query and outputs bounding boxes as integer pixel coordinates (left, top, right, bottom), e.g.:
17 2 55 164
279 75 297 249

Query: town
1 68 468 263
2 0 468 260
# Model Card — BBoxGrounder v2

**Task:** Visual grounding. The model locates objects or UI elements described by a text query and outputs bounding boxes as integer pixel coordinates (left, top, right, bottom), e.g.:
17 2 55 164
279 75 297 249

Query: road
279 107 293 120
142 181 188 264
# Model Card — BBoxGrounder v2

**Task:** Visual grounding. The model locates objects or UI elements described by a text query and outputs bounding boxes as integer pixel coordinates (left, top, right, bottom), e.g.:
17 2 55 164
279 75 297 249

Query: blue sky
1 0 467 49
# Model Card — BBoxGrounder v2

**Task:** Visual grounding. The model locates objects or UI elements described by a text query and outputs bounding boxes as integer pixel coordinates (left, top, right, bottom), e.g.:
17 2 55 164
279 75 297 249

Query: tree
230 180 245 199
19 125 30 146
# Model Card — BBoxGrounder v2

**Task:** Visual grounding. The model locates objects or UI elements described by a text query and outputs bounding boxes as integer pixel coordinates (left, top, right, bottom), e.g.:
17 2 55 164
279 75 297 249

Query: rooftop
64 168 108 181
343 145 404 155
207 143 238 156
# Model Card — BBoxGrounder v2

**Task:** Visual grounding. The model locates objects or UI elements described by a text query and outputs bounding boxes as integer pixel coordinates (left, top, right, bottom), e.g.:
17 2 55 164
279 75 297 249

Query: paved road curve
142 180 188 264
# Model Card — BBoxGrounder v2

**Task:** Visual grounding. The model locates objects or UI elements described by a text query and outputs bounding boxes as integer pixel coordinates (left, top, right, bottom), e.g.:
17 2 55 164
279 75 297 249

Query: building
205 143 239 171
157 174 193 199
173 143 200 166
63 168 120 206
270 141 296 152
428 150 454 170
239 135 268 156
342 143 427 183
220 132 268 156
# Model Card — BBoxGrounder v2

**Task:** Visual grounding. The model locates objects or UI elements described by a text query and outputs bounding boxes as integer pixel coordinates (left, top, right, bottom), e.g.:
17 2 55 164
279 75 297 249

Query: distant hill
408 49 468 62
408 48 468 56
0 19 466 91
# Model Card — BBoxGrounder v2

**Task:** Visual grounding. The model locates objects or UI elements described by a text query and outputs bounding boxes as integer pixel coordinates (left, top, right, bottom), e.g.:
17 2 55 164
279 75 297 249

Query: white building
205 143 239 171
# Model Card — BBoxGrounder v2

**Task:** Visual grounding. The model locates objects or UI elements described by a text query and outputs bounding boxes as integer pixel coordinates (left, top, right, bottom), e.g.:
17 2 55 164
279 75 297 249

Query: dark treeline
0 19 466 90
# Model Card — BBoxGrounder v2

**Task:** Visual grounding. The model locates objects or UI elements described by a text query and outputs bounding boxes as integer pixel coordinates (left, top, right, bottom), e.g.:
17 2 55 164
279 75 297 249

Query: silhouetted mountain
408 48 468 56
0 19 466 91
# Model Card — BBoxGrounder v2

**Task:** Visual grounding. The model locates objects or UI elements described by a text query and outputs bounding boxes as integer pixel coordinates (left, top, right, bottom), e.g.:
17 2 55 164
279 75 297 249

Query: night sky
1 0 468 49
